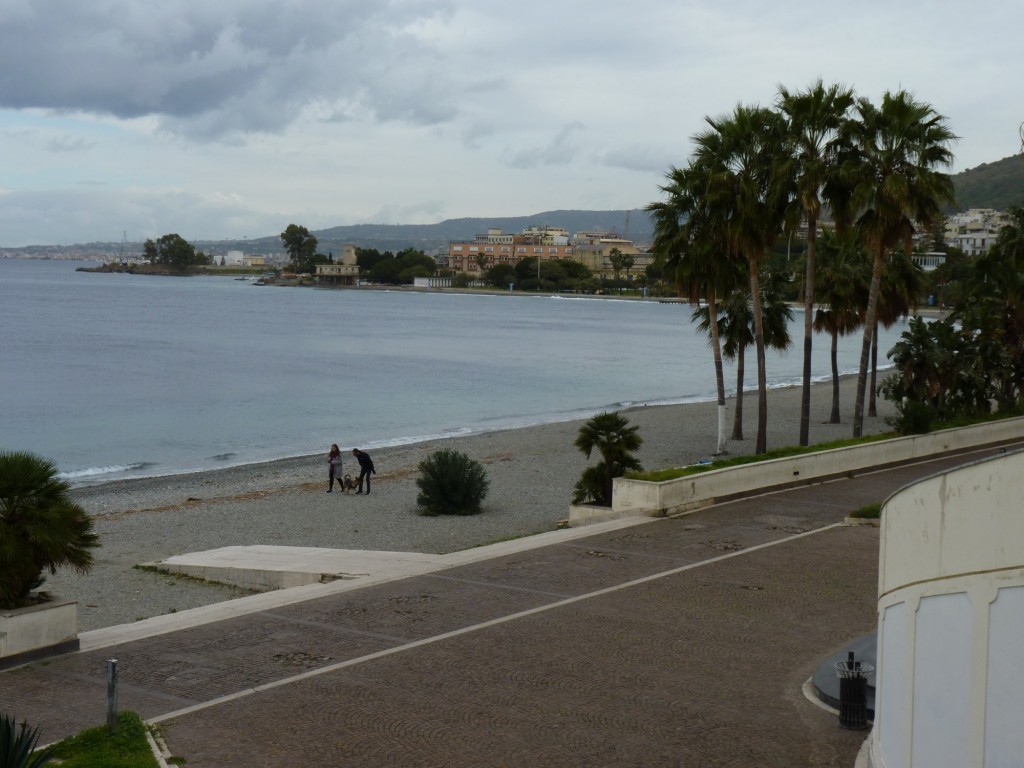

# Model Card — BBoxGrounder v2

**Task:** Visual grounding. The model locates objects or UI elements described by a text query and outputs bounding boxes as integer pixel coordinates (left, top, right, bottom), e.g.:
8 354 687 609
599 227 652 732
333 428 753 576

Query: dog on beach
342 474 358 494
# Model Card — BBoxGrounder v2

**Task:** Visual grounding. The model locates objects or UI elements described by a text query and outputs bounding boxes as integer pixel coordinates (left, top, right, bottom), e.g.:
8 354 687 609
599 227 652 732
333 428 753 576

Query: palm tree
0 451 99 609
573 412 643 506
812 231 868 422
695 105 790 453
648 164 743 455
846 91 956 437
870 250 924 415
777 80 856 445
700 266 792 441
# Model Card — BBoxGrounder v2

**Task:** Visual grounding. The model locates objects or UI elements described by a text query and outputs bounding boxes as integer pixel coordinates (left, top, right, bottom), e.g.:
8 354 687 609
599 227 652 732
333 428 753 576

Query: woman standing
327 444 343 493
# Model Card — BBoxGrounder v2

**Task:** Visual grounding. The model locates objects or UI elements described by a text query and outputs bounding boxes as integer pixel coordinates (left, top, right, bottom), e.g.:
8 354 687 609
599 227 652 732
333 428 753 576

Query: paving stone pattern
1 445 1015 767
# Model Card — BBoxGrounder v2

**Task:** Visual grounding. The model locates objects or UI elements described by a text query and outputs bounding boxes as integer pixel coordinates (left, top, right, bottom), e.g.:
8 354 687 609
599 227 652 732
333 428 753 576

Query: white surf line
148 521 846 725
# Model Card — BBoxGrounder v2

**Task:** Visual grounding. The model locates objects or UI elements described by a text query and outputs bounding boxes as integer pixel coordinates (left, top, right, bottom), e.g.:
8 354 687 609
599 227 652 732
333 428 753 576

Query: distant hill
952 154 1024 211
242 209 656 256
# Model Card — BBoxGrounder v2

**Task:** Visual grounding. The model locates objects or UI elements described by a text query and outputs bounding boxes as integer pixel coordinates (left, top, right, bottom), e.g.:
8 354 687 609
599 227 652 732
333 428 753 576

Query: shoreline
65 369 889 489
57 376 895 631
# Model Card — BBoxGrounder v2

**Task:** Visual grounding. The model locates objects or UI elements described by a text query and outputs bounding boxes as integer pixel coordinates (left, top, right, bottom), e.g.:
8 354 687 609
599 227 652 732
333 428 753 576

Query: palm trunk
854 246 885 437
799 215 817 446
707 295 728 455
830 329 841 423
868 318 879 417
750 260 768 454
732 344 746 440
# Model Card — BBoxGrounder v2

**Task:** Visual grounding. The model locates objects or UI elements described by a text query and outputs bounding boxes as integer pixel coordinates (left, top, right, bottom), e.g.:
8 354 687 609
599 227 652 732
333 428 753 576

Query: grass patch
49 711 161 767
630 432 896 483
849 503 881 519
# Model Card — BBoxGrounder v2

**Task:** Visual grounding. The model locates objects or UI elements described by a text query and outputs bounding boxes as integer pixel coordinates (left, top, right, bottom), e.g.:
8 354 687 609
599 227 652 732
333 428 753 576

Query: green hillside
952 154 1024 211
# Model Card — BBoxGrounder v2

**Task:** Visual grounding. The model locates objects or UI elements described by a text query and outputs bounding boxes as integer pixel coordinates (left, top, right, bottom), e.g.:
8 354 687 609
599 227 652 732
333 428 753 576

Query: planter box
0 597 79 670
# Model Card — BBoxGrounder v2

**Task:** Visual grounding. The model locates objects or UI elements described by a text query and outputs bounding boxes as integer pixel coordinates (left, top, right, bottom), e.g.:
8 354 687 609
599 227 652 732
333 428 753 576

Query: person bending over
352 448 376 495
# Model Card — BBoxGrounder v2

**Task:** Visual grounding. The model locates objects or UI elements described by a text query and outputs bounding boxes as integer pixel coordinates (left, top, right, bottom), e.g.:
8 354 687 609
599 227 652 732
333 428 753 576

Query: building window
453 245 463 252
485 246 494 252
549 248 557 253
517 247 526 253
533 247 542 253
470 246 478 252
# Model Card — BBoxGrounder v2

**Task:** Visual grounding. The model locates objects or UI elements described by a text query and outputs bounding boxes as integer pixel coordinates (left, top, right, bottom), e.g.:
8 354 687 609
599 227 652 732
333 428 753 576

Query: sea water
0 259 907 484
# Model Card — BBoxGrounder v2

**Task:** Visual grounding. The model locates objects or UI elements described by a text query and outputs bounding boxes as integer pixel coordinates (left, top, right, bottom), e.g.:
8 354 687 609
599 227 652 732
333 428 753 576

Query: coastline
57 376 895 631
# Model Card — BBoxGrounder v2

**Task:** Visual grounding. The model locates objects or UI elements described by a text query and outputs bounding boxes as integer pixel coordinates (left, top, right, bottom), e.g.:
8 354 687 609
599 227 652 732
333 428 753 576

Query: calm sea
0 259 907 485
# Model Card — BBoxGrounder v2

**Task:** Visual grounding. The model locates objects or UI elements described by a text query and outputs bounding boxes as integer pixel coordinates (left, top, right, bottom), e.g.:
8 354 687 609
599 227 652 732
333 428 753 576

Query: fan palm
812 231 868 422
0 451 99 609
699 266 792 440
870 250 925 415
648 163 744 455
846 91 956 436
777 80 856 445
695 105 790 453
574 412 643 506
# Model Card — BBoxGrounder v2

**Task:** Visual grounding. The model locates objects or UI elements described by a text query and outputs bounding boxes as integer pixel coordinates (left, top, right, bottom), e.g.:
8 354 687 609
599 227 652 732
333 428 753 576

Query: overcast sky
1 0 1021 247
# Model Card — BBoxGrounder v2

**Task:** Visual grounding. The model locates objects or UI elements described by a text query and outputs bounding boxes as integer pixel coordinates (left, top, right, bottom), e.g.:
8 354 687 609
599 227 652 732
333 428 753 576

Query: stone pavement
1 444 1016 767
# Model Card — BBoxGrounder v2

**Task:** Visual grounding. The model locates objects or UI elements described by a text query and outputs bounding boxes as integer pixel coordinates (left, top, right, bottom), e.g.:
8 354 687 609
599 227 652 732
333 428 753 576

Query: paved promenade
1 445 1014 767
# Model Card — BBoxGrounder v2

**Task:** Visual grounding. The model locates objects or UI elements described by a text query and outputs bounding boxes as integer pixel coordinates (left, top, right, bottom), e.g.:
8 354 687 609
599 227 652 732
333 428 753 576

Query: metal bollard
835 651 872 730
107 658 119 729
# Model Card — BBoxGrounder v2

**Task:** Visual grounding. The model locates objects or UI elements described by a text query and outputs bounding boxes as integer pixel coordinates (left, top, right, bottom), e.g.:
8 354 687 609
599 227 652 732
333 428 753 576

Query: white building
868 444 1024 767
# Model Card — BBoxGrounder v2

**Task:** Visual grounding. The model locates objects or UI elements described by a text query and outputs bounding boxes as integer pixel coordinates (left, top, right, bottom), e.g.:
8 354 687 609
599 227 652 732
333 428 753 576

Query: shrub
0 451 99 609
850 503 882 519
886 399 934 435
0 714 55 768
573 412 642 506
416 449 489 516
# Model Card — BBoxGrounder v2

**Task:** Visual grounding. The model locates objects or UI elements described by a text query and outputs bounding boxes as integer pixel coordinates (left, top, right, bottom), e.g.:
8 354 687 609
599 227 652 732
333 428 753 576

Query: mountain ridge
4 156 1022 255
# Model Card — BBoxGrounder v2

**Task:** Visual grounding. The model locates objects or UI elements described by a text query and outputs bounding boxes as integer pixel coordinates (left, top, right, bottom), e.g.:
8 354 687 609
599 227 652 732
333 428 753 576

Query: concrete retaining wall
599 416 1024 520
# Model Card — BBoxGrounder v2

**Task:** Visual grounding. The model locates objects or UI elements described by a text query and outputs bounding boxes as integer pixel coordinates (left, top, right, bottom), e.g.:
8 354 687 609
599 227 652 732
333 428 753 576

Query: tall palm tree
695 105 790 453
0 451 99 609
812 231 868 422
700 266 792 440
870 251 924 415
648 164 743 455
573 412 643 506
846 91 956 437
777 80 856 445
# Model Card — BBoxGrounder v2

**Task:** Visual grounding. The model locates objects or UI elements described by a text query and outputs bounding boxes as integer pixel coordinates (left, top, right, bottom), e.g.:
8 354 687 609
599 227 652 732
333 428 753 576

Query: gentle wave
59 461 157 482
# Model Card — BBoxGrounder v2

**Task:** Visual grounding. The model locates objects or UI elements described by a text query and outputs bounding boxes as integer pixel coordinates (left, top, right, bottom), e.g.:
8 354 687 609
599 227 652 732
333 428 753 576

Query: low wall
600 416 1024 520
0 598 79 670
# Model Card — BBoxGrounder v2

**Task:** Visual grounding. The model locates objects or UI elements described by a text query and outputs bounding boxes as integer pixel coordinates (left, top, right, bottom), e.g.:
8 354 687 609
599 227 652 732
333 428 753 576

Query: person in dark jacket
352 448 376 494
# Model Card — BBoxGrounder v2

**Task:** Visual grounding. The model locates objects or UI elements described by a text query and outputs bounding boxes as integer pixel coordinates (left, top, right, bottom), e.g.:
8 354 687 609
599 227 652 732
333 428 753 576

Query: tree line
647 80 962 455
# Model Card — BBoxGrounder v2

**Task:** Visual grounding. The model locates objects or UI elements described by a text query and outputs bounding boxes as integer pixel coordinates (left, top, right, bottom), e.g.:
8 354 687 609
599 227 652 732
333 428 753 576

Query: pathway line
149 521 845 725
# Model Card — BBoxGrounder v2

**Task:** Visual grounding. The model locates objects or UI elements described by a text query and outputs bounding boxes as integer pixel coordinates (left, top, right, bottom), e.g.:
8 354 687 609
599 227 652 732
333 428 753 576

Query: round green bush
416 449 489 516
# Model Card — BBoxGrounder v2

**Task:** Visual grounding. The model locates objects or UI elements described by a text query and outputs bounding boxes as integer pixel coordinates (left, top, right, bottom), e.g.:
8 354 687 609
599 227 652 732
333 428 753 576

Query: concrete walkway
1 444 1015 767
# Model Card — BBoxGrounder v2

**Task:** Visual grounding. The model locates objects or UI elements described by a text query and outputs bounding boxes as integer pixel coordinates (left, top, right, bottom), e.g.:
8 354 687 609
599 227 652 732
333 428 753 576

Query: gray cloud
599 145 677 174
506 122 585 169
0 1 457 139
45 136 96 153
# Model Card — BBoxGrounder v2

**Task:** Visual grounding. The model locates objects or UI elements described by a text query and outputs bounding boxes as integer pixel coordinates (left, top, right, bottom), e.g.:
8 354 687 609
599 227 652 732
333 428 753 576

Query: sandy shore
54 376 895 631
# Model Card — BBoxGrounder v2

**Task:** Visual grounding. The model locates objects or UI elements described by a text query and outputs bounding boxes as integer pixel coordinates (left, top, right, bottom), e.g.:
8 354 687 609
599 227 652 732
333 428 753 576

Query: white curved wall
872 449 1024 768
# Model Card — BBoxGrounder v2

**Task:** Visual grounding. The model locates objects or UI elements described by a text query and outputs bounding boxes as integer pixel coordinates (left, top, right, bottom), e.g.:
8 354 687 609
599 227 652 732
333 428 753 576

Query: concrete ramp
147 546 446 591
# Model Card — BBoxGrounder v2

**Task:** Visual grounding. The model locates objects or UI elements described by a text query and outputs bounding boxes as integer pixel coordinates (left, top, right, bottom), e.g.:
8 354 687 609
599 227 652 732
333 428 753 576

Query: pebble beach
56 376 895 631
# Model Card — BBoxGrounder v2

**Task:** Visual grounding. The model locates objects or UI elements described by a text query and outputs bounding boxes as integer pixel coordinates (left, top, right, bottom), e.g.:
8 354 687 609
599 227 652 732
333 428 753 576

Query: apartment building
944 208 1011 256
447 226 575 273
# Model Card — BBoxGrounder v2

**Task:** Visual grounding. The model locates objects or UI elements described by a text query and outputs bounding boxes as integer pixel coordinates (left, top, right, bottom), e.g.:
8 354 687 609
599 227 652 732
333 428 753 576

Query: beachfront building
571 231 652 280
944 208 1011 256
447 226 575 274
447 225 652 279
315 243 360 285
